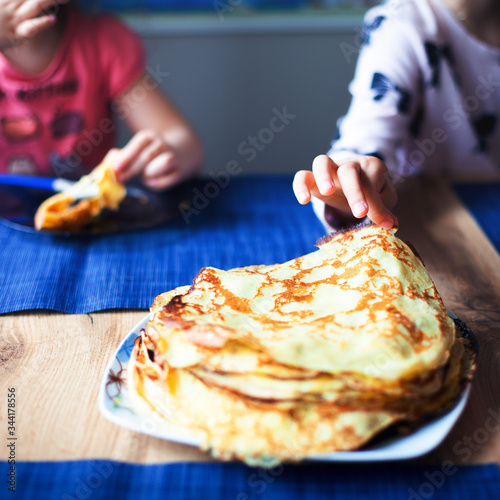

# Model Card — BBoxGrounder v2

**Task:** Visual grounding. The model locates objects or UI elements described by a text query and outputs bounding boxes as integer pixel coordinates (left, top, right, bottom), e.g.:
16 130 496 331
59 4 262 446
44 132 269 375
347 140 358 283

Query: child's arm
113 73 204 191
295 5 424 231
293 154 398 230
0 0 67 48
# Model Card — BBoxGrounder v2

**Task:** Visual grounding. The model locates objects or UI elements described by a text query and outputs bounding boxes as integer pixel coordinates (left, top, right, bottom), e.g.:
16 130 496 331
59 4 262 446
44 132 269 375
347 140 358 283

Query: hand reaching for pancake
293 154 398 229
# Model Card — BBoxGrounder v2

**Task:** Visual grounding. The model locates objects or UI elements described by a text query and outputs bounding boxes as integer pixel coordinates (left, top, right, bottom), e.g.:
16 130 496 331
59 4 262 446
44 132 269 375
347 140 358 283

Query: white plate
98 313 472 462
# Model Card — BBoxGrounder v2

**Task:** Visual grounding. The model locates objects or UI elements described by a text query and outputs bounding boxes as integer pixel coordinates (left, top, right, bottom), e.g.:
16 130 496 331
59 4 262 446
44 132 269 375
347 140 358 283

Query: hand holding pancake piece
34 149 126 232
113 130 182 191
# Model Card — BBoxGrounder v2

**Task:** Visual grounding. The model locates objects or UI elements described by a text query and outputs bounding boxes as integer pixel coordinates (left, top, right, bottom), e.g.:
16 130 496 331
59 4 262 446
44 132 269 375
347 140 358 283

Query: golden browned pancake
127 225 476 465
34 150 126 232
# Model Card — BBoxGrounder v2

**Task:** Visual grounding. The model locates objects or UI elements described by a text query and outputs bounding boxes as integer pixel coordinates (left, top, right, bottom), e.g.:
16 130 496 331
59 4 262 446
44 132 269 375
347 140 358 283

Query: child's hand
293 154 398 229
114 75 204 190
0 0 68 48
113 130 184 191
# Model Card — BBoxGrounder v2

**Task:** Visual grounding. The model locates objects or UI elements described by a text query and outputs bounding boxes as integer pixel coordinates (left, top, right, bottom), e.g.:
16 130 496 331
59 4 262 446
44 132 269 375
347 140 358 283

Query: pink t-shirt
0 9 145 177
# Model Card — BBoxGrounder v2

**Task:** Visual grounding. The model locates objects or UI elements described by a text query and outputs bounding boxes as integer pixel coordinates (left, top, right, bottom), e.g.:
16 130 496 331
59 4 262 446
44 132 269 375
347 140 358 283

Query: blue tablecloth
1 179 497 314
3 460 499 500
453 182 500 253
0 176 324 314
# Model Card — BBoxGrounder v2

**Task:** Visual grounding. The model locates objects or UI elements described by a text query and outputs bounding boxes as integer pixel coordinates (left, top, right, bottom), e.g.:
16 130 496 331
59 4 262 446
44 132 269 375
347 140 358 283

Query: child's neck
442 0 500 47
1 18 64 75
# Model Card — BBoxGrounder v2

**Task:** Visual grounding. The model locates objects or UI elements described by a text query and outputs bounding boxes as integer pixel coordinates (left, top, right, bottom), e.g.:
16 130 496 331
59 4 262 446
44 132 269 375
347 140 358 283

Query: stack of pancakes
127 225 476 466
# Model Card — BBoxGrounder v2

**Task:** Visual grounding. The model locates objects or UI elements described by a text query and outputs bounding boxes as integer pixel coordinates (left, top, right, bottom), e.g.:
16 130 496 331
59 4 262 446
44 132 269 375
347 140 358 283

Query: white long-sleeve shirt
314 0 500 231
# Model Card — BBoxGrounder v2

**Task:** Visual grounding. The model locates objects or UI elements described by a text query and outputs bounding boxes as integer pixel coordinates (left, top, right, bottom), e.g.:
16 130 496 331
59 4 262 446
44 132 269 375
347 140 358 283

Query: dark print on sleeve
371 72 412 114
360 16 386 46
333 116 346 143
409 104 425 138
365 151 386 163
471 113 497 154
424 42 460 88
334 127 341 142
329 148 385 164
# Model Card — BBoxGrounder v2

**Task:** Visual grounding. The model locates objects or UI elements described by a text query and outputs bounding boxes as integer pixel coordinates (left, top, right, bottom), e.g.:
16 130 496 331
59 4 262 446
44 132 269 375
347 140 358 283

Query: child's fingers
15 15 56 39
18 0 68 20
360 159 398 228
114 132 156 179
143 170 181 191
336 162 369 218
294 154 398 230
377 174 398 213
333 156 398 229
292 170 314 204
142 151 177 179
363 180 398 229
126 140 169 179
115 131 153 166
311 154 337 196
366 198 398 229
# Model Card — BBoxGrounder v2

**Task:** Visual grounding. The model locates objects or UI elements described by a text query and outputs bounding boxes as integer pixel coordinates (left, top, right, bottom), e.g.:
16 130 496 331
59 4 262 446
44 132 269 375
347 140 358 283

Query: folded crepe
34 150 126 232
127 225 476 466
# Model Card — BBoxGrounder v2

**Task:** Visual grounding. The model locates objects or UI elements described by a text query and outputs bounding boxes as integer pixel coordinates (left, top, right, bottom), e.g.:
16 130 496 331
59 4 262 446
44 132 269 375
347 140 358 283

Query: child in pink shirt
0 0 204 190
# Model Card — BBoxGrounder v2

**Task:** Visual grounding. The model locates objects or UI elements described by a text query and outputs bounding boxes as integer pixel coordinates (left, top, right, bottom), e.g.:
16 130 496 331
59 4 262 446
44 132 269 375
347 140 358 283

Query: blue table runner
0 176 324 314
4 460 499 500
1 178 498 314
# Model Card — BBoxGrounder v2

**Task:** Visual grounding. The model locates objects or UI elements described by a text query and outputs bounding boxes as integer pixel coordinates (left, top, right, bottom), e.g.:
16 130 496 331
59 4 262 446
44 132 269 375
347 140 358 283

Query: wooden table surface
1 177 499 467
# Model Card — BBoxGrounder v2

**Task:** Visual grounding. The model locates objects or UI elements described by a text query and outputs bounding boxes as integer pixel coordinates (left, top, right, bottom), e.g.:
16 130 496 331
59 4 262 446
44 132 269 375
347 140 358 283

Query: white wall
118 14 363 175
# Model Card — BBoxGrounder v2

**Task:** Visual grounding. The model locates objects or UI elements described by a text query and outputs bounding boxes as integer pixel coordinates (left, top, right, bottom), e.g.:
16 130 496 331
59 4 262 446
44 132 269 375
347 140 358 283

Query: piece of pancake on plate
127 224 476 466
34 150 126 232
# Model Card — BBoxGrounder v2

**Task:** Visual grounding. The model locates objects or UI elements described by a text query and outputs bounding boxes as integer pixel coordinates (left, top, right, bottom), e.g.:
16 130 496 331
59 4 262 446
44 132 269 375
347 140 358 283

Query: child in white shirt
293 0 500 232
